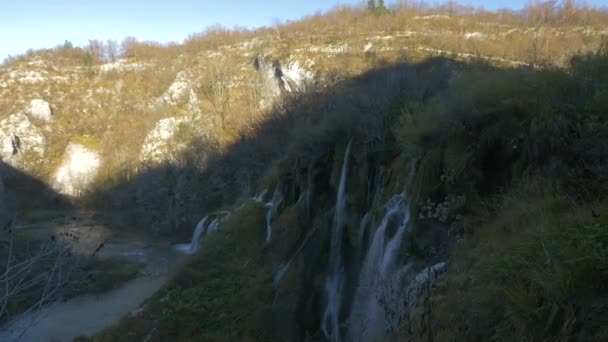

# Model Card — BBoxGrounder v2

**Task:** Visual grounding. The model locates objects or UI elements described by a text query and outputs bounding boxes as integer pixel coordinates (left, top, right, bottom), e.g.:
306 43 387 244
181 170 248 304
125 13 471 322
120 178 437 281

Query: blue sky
1 0 606 61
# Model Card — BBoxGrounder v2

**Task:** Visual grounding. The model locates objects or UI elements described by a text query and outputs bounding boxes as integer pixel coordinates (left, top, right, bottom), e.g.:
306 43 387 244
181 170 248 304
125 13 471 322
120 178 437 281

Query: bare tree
201 61 231 128
106 39 119 62
86 39 104 63
0 221 103 339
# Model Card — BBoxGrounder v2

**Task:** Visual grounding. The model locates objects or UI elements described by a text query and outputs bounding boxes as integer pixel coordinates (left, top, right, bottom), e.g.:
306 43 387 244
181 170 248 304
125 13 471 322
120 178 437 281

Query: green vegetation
88 47 608 340
390 44 608 341
93 203 273 341
1 1 608 341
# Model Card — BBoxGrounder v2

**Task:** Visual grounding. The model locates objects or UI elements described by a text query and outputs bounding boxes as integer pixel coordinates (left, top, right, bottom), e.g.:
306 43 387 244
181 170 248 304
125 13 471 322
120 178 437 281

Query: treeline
4 0 606 67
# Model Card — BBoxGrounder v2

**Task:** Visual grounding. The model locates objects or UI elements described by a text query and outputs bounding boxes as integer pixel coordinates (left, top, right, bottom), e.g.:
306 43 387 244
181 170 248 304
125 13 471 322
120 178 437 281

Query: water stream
175 216 209 254
0 243 182 342
265 189 283 243
321 140 352 342
348 194 412 341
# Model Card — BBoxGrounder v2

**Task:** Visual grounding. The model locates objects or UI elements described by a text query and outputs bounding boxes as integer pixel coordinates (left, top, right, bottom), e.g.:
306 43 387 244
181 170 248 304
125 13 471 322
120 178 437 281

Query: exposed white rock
363 42 374 52
26 59 49 68
140 117 190 163
464 32 486 40
256 59 314 105
280 61 314 93
99 59 149 73
413 14 450 20
161 71 190 105
188 89 201 118
52 143 101 196
306 43 349 55
51 76 69 83
9 70 47 84
27 99 53 121
0 113 46 167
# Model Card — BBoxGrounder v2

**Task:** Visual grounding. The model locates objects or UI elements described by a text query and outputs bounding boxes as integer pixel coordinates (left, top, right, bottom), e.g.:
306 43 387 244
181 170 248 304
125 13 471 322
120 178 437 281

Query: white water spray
265 189 283 243
253 189 268 202
348 193 412 341
322 140 352 342
175 216 209 254
175 211 231 254
357 212 370 249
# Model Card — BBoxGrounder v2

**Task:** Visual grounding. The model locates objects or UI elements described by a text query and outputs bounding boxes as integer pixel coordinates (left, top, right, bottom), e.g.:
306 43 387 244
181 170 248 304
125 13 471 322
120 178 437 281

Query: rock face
99 59 150 73
52 143 101 196
280 62 314 93
140 117 189 164
255 58 314 106
0 113 46 168
27 99 53 121
162 71 190 105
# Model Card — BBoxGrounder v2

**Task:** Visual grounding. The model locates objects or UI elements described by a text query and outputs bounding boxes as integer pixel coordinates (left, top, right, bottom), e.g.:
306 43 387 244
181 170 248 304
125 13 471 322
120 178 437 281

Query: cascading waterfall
357 213 370 249
253 189 268 203
175 216 209 254
175 211 231 254
265 189 283 243
348 193 412 341
273 224 318 288
322 140 352 342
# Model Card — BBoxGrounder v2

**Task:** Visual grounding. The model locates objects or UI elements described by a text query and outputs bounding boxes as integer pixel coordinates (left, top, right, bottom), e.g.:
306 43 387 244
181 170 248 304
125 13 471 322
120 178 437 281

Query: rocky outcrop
254 58 314 107
27 99 53 121
0 113 46 168
99 59 150 73
161 71 190 105
52 143 101 196
8 70 47 84
140 117 189 164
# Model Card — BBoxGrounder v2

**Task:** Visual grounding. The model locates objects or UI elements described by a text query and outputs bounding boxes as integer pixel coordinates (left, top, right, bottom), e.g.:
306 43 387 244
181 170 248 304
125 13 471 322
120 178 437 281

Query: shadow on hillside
0 161 72 226
85 55 490 239
80 49 608 340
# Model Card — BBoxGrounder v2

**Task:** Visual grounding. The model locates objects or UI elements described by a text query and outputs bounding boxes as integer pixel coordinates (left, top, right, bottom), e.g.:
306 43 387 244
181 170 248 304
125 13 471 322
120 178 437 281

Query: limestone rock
28 99 53 121
162 71 190 105
140 117 189 164
52 143 101 196
0 113 46 168
255 58 314 106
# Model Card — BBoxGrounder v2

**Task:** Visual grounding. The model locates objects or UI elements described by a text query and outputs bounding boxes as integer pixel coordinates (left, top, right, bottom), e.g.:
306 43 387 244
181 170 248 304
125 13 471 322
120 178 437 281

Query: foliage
393 49 608 341
93 203 274 341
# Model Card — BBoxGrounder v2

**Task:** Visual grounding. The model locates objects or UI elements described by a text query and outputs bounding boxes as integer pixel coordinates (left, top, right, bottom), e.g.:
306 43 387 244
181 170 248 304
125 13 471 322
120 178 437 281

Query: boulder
162 71 190 105
0 113 46 168
52 143 101 196
28 99 53 121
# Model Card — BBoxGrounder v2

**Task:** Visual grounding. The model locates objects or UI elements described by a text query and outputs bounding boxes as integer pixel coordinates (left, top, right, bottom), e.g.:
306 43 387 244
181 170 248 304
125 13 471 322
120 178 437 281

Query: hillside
1 2 608 341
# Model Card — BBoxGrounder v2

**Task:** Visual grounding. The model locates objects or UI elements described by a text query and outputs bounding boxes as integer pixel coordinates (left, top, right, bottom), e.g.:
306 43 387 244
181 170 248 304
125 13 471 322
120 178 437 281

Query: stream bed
0 217 186 341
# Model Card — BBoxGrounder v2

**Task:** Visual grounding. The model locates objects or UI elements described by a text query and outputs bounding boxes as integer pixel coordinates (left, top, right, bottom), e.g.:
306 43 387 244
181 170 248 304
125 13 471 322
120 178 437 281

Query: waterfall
265 189 283 243
273 224 318 289
322 140 352 342
253 189 268 202
357 212 370 249
207 218 221 233
175 216 209 254
348 194 412 341
175 211 231 254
